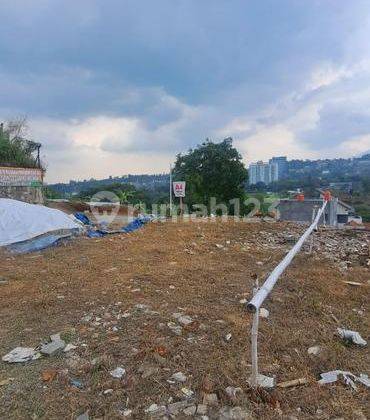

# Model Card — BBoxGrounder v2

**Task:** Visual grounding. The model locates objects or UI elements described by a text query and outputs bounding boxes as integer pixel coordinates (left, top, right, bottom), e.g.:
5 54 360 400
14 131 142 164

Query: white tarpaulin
0 198 80 247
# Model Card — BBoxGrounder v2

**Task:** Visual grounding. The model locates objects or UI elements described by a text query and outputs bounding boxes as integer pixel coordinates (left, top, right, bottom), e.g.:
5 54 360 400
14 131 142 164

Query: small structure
0 166 44 204
277 192 355 227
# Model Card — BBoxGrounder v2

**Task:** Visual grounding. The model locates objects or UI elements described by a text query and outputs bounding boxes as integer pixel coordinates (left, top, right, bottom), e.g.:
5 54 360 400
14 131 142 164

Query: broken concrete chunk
167 400 192 415
50 333 61 341
183 405 197 416
171 371 187 382
2 347 41 363
225 386 242 399
181 387 194 398
144 404 166 416
64 343 77 353
110 367 126 379
40 338 66 356
178 315 193 326
259 308 269 318
318 370 370 390
307 345 321 356
337 328 367 346
248 374 275 388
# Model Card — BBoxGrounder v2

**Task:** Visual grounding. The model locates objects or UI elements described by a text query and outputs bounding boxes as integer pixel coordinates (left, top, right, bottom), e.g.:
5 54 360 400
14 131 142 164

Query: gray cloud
1 0 370 181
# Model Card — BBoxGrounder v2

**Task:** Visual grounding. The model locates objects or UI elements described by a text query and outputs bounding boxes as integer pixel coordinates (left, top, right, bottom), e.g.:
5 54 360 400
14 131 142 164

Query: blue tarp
8 216 153 252
74 212 91 225
87 216 152 238
86 229 105 238
7 233 72 254
121 216 151 233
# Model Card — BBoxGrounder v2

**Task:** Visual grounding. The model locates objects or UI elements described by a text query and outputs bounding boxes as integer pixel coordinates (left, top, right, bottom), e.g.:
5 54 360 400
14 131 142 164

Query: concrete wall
0 185 44 204
0 166 44 204
277 199 331 225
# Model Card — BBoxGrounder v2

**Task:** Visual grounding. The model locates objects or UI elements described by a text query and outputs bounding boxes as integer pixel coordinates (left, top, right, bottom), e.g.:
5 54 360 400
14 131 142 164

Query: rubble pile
310 230 370 270
233 224 369 271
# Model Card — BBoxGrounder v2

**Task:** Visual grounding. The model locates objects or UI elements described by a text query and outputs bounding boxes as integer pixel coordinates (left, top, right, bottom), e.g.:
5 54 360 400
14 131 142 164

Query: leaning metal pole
247 199 328 386
247 200 327 314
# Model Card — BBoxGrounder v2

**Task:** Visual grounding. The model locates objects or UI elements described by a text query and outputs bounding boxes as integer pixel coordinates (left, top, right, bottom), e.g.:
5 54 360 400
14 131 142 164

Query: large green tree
173 138 248 211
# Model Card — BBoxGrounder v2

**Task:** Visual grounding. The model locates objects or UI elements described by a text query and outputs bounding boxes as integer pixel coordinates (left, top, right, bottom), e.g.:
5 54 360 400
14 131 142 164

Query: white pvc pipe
247 200 327 313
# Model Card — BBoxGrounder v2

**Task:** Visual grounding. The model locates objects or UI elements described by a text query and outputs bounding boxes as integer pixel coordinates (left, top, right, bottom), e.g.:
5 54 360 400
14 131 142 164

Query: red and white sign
173 181 186 197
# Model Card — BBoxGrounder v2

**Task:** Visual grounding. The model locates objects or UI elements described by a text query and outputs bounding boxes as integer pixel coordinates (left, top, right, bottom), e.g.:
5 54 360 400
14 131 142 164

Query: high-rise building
249 161 279 185
269 156 288 179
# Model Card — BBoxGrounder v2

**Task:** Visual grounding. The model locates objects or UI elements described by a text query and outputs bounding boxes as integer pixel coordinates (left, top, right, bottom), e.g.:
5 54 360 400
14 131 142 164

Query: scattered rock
308 345 321 356
171 371 187 382
144 404 166 416
183 405 197 416
103 388 113 395
40 336 66 356
259 308 269 318
64 343 77 353
197 404 208 415
122 409 132 417
110 367 126 379
2 347 41 363
178 315 193 326
225 386 242 400
225 333 232 342
181 387 194 398
167 400 192 415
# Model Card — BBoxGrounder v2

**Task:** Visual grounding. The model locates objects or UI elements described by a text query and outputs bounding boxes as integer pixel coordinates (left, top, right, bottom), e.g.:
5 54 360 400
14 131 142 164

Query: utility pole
169 164 172 216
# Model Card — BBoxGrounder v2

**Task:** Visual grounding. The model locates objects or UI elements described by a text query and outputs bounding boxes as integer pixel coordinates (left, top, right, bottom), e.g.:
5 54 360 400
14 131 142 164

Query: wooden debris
277 377 308 388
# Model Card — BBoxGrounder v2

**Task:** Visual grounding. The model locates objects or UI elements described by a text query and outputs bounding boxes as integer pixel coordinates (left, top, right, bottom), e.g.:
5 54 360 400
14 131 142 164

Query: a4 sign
173 181 186 197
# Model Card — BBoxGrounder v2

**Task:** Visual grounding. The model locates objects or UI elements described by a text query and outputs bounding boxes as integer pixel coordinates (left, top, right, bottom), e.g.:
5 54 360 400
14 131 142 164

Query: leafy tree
173 138 248 212
0 118 42 168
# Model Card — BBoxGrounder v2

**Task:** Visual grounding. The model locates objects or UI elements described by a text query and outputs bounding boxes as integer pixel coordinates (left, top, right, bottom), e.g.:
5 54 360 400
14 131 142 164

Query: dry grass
0 219 369 419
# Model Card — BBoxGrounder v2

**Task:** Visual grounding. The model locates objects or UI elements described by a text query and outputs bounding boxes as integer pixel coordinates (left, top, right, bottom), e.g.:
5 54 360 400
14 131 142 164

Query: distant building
249 160 279 185
269 156 288 179
329 182 353 193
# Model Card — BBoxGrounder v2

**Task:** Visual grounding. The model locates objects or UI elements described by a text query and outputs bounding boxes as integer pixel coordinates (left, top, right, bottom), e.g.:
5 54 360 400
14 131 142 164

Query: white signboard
173 181 186 197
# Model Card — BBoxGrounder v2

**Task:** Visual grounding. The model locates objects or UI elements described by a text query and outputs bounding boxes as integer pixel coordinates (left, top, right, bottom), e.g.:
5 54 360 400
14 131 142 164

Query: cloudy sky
1 1 370 183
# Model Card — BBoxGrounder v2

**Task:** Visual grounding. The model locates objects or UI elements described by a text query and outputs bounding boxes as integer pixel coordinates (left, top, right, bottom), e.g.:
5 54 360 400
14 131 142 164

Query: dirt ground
0 219 369 419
